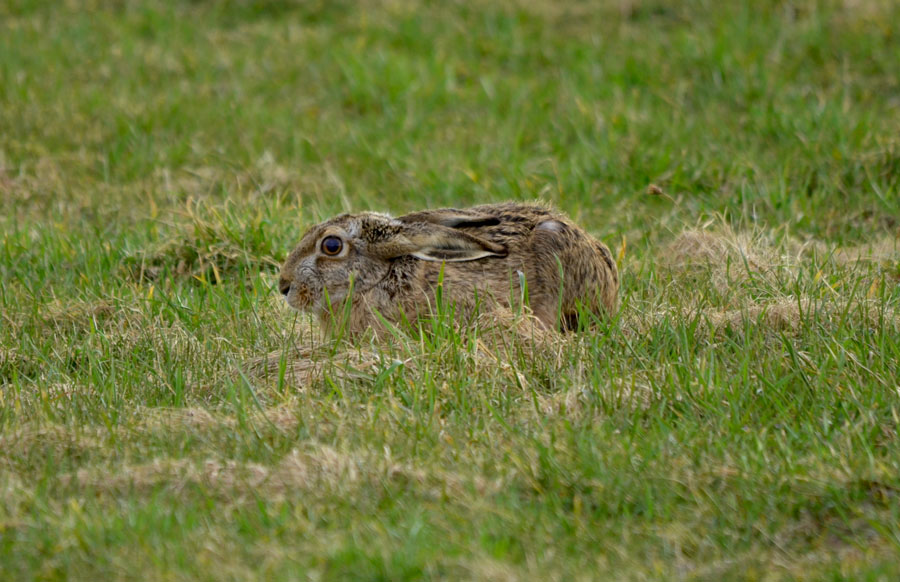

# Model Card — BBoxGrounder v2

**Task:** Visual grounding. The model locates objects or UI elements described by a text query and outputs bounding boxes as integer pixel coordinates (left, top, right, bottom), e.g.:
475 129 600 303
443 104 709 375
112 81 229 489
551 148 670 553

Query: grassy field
2 0 900 579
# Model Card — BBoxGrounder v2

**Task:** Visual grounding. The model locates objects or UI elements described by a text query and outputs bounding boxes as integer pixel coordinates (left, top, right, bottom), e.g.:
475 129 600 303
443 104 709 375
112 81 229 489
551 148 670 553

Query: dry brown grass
139 404 304 433
662 222 898 282
646 221 900 338
703 297 900 336
57 441 508 504
813 237 900 266
42 299 117 329
659 221 788 293
247 343 384 387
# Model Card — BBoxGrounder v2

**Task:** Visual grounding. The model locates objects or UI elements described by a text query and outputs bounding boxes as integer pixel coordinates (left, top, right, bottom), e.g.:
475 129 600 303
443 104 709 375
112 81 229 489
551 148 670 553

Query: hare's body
279 202 618 335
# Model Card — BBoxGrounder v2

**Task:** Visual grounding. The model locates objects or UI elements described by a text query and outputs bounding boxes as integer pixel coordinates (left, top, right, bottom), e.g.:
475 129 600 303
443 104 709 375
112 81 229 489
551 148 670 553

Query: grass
2 0 900 579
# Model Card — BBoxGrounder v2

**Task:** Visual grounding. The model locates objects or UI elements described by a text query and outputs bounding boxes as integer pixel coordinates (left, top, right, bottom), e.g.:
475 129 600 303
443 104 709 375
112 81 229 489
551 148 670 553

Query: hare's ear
397 209 500 229
370 225 507 262
409 228 508 262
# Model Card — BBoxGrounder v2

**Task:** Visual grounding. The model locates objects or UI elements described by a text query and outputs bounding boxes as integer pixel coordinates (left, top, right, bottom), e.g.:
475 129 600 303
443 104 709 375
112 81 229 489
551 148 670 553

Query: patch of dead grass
59 443 507 503
121 197 283 284
660 222 786 293
837 0 899 22
42 299 116 330
648 222 900 337
535 386 594 417
247 344 384 387
246 306 569 393
0 424 110 464
624 294 899 342
703 297 899 336
813 236 900 267
138 406 225 431
136 405 304 435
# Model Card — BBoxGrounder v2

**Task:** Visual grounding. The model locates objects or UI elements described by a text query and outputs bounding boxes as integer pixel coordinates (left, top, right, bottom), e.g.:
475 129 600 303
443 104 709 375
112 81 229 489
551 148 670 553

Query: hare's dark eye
321 236 343 256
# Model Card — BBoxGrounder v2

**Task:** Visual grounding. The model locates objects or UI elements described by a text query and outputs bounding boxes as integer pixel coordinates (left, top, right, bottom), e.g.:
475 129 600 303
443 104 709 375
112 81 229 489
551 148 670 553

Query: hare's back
461 202 570 247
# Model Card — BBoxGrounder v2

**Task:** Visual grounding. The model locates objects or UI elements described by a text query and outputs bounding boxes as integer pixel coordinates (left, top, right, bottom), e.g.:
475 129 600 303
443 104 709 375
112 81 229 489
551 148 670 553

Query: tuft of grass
2 0 900 579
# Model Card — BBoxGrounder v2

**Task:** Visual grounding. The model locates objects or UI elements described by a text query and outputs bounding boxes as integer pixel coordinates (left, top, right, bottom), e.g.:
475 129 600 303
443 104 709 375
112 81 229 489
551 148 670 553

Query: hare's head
279 210 507 315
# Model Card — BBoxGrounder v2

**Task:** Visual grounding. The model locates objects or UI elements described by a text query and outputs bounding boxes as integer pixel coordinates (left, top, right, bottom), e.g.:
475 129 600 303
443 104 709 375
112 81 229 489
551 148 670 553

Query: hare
279 202 618 336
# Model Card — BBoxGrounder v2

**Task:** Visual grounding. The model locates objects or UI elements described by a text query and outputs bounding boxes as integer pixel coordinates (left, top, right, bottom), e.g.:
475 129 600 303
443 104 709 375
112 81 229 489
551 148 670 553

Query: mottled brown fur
279 202 618 335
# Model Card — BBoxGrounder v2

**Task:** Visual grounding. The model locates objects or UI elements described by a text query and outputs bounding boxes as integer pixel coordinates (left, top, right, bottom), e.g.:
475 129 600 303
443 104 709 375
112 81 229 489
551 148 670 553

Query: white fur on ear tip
411 249 498 262
411 252 445 262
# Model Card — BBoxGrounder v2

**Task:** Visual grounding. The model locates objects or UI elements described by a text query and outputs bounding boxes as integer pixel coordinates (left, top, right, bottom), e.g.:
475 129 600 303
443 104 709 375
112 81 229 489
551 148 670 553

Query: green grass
2 0 900 579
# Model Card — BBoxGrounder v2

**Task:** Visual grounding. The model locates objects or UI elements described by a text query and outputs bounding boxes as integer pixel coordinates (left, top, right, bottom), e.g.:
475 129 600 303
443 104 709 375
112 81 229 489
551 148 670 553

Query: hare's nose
278 278 291 296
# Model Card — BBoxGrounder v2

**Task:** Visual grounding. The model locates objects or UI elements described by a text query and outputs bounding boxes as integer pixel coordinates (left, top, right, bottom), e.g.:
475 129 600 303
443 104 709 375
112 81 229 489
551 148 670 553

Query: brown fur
279 202 618 335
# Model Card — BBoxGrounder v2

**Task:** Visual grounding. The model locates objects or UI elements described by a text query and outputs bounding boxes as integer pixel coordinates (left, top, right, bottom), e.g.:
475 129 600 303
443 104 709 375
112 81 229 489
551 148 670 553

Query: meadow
1 0 899 579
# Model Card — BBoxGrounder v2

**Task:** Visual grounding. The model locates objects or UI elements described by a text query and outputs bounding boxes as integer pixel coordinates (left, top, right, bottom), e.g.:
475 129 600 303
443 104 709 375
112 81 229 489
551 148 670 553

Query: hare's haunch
279 202 618 334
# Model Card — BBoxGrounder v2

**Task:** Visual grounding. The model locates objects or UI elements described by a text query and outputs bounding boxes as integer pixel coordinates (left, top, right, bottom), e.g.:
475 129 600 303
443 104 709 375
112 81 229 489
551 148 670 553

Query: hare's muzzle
280 278 313 311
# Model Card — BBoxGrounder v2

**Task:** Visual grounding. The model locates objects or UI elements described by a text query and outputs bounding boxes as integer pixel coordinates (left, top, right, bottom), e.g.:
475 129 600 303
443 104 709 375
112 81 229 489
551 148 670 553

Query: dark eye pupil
322 237 342 255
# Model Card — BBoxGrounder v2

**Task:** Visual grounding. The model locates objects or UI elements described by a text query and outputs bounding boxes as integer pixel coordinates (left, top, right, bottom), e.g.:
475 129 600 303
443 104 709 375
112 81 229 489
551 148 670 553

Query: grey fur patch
536 220 564 232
